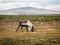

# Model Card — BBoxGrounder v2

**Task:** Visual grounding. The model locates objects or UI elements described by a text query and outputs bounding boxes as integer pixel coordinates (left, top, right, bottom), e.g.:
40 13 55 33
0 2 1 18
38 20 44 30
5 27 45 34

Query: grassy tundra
0 15 60 22
0 15 60 45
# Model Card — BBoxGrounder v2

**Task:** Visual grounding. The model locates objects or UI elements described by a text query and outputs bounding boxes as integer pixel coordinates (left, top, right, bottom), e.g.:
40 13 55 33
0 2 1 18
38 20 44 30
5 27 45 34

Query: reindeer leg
26 26 28 32
16 25 20 32
26 28 28 32
31 26 34 32
21 26 23 32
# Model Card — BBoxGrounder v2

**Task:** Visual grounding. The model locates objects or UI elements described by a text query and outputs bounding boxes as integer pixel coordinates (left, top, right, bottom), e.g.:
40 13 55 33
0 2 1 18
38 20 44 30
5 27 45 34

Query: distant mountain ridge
0 7 60 15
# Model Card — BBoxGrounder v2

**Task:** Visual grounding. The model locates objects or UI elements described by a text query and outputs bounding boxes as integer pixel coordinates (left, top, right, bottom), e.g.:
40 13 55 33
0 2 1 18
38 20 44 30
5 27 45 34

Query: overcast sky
0 0 60 11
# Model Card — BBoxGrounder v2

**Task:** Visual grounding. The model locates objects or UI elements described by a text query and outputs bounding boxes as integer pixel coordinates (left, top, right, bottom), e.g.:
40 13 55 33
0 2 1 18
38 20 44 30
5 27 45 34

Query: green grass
0 15 60 22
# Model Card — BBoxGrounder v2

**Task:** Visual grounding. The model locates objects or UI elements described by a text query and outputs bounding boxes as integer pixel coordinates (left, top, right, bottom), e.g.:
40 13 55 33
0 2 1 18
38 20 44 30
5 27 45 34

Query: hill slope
0 7 60 15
